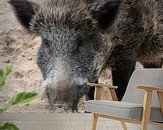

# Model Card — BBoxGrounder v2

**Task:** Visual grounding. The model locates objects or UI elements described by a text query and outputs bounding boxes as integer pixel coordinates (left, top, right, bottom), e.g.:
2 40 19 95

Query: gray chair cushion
85 100 163 123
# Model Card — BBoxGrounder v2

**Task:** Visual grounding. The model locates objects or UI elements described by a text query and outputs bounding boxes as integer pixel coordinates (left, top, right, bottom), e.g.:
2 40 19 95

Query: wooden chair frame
87 83 163 130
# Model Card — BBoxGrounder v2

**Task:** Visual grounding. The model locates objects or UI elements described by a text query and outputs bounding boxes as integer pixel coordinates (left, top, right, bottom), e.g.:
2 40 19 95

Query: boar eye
76 39 83 49
44 40 50 47
77 39 87 54
43 39 51 54
77 38 82 44
77 38 83 47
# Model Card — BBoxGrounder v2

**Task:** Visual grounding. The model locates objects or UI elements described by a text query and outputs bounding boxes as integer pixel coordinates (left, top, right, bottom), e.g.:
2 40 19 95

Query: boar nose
53 102 69 113
54 107 68 113
54 101 66 107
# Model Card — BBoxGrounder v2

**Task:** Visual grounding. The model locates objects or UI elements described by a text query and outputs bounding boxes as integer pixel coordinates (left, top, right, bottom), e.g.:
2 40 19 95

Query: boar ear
89 0 121 29
9 0 39 31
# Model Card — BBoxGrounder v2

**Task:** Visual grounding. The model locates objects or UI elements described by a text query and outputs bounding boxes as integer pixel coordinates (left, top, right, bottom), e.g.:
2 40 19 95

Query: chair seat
85 100 163 123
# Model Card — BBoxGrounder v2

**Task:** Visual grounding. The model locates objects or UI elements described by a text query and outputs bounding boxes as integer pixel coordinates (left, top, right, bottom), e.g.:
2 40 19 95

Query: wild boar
9 0 163 112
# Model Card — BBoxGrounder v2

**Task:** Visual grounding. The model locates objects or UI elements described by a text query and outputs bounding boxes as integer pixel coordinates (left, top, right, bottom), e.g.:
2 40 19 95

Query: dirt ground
0 0 143 113
0 0 50 112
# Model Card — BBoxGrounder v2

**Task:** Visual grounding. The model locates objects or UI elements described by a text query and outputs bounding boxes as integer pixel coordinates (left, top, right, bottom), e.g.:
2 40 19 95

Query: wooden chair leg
121 121 127 130
92 113 98 130
141 90 152 130
110 88 128 130
157 91 163 114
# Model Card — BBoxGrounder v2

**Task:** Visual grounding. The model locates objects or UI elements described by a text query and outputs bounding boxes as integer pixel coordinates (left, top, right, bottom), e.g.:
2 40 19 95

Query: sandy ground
0 0 143 113
0 0 51 112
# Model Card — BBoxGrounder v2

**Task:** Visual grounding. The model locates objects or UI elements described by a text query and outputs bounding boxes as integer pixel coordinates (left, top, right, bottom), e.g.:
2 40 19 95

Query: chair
85 69 163 130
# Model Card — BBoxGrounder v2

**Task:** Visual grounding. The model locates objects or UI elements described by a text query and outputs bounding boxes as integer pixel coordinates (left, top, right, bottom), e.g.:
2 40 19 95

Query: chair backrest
122 69 163 107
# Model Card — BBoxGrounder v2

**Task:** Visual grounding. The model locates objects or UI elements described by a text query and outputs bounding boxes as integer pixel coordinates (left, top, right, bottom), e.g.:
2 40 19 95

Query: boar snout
44 79 87 112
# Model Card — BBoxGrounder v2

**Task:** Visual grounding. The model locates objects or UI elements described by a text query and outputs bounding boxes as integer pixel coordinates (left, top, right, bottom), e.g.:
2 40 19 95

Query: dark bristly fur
109 0 163 65
9 0 163 112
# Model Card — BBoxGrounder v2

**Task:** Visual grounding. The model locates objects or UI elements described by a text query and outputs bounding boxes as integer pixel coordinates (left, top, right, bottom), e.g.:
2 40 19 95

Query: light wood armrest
87 83 118 89
137 86 163 92
87 83 118 101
